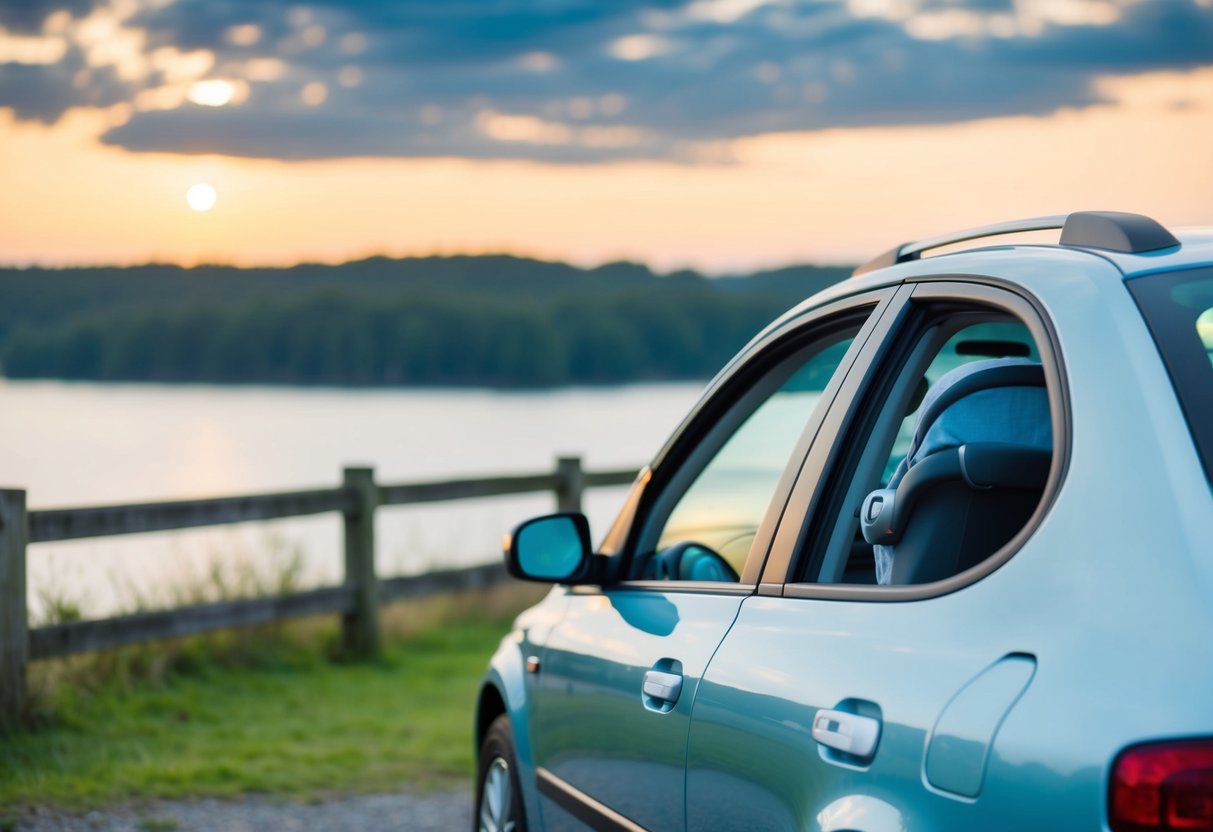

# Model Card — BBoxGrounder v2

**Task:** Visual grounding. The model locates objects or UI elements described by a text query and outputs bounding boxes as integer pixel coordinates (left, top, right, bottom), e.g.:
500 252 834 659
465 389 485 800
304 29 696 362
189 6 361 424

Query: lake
0 379 706 620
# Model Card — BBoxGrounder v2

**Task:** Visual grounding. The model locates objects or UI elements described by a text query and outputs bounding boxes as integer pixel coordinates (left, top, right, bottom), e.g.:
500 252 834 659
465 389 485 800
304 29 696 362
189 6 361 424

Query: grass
138 820 180 832
0 582 547 810
31 531 310 628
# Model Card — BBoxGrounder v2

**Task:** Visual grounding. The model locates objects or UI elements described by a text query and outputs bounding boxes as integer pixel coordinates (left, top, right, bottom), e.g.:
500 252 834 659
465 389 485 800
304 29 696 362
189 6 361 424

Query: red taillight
1111 740 1213 831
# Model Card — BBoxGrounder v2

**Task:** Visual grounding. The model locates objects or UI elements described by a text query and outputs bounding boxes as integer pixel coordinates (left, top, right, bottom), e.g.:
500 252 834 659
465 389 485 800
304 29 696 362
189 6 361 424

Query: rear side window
794 299 1056 589
1128 267 1213 483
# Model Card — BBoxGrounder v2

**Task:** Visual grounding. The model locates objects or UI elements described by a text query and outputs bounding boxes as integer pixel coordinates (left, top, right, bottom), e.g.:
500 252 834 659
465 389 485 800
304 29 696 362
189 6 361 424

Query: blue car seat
860 358 1053 585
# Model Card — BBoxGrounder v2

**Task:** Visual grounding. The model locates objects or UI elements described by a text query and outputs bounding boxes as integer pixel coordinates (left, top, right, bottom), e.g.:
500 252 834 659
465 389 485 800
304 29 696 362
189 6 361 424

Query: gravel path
7 790 473 832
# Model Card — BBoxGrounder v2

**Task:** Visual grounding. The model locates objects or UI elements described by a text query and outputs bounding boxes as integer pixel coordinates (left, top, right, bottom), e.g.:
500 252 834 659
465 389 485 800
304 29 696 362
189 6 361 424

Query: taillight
1110 739 1213 831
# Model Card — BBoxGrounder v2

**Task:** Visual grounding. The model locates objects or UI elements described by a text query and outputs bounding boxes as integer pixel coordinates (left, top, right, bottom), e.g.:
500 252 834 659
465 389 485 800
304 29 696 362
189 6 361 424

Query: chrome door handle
812 709 881 758
642 670 683 704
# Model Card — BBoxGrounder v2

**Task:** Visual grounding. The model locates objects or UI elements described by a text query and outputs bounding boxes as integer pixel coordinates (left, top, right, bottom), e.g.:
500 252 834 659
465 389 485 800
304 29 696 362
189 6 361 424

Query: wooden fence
0 456 637 728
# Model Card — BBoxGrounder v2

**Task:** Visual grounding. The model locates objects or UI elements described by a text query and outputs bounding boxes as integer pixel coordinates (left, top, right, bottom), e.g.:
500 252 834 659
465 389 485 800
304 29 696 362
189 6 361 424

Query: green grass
0 585 543 809
138 820 180 832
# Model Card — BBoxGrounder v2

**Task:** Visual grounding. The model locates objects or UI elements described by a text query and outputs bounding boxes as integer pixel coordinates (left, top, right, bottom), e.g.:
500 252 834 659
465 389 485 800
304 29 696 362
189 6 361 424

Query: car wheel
476 714 527 832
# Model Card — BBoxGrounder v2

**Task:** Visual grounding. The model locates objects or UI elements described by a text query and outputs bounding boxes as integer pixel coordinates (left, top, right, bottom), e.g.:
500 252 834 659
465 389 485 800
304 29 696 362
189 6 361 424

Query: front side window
1129 267 1213 483
632 325 862 582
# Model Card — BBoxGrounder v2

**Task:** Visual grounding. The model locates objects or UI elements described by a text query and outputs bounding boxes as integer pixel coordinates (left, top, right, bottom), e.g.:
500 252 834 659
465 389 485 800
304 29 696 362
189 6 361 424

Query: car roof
850 211 1213 282
762 212 1213 334
1076 226 1213 279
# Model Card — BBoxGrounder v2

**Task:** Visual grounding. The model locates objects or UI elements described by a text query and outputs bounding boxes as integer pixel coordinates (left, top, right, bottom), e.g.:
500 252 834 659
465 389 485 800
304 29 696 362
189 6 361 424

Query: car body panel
687 474 1213 830
923 654 1037 799
531 586 746 831
480 586 571 828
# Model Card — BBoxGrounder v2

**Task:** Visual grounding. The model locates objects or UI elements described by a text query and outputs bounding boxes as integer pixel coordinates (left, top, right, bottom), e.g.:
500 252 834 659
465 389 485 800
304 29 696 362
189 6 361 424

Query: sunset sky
1 0 1211 272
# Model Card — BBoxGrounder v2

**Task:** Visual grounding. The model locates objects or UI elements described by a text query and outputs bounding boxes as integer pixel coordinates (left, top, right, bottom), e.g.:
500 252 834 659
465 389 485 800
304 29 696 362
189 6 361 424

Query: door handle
642 670 683 704
812 708 881 758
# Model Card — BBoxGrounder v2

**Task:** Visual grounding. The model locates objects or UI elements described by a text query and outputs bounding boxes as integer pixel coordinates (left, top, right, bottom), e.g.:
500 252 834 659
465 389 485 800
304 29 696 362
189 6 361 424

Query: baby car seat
861 358 1052 585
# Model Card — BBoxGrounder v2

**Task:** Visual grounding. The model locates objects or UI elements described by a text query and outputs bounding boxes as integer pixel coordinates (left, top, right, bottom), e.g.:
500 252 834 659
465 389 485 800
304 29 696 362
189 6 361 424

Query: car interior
862 357 1052 584
829 316 1055 586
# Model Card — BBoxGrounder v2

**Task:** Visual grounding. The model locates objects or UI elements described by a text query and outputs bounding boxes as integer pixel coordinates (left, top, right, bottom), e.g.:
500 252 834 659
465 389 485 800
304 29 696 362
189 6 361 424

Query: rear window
1128 267 1213 484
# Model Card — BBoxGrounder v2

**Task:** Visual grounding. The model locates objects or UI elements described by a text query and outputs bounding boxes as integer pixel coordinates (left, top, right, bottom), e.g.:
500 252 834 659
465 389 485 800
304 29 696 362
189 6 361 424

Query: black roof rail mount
1058 211 1180 254
852 211 1180 277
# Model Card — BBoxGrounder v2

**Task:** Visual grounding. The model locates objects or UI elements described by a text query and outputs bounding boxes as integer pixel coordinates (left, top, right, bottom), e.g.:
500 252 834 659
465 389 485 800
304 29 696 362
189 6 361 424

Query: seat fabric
874 358 1051 585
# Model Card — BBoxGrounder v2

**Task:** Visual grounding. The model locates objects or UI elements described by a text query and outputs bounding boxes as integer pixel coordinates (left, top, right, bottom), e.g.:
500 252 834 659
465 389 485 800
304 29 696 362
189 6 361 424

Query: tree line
0 256 850 387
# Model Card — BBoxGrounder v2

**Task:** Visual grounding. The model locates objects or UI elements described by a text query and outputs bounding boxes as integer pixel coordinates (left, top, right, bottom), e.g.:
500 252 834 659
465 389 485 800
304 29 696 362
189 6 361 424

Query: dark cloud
0 0 102 33
131 0 685 61
99 103 690 162
2 0 1211 162
0 47 131 122
920 0 1015 11
992 0 1213 70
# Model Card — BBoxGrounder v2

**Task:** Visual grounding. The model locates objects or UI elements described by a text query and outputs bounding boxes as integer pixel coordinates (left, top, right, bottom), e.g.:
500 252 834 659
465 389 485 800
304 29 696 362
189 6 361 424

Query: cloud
0 0 103 34
0 44 132 122
992 0 1213 70
1 0 1210 162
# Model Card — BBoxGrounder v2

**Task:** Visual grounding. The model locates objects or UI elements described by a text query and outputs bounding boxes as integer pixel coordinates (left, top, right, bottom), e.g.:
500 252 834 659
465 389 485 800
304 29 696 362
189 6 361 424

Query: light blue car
475 211 1213 832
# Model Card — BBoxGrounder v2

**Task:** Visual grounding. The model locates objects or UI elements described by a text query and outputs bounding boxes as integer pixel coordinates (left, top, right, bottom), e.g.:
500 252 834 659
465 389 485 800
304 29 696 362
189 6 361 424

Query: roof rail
852 211 1180 277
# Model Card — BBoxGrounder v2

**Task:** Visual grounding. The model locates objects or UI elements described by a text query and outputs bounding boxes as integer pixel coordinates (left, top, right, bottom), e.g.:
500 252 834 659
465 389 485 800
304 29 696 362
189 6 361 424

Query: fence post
0 489 28 730
342 467 381 658
555 456 585 514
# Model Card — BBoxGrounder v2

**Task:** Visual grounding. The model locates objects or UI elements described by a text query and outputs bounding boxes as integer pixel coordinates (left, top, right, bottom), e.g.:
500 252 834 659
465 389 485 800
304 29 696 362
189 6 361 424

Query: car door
529 288 903 832
685 281 1074 830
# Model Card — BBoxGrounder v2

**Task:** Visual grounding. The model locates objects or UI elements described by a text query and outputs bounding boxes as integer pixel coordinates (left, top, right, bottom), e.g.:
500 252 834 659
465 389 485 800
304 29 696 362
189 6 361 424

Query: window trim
570 581 754 598
763 277 1072 601
600 286 902 589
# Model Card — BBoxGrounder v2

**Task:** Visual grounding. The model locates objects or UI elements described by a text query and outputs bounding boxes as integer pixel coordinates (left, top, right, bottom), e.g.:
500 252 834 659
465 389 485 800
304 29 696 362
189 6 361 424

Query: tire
475 714 528 832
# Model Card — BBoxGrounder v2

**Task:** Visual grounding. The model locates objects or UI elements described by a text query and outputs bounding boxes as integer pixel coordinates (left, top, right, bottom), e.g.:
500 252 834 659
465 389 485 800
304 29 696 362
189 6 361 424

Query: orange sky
1 66 1210 273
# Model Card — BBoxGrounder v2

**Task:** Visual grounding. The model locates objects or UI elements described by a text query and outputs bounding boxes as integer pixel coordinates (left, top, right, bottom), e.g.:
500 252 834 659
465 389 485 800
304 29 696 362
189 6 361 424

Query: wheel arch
475 680 507 752
475 656 543 829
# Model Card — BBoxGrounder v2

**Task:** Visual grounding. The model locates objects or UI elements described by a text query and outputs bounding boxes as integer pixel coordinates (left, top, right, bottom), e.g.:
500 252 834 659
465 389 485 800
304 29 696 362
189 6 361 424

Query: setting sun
187 80 236 107
186 183 217 212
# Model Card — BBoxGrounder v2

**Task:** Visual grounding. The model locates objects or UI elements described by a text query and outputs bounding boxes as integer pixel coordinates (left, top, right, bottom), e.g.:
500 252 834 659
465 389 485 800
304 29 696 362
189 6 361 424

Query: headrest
912 361 1046 450
889 358 1051 488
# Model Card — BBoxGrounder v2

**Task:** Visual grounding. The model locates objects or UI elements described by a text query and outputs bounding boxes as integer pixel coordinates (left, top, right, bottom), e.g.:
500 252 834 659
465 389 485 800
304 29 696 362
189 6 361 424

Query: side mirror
504 513 594 583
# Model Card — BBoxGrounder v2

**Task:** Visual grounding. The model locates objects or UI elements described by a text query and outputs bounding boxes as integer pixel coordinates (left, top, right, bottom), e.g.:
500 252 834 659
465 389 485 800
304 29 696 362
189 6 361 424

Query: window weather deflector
852 211 1179 277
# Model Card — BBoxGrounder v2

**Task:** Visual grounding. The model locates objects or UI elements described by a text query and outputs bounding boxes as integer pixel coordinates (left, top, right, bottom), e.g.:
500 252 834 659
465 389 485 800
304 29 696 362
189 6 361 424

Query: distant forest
0 255 851 387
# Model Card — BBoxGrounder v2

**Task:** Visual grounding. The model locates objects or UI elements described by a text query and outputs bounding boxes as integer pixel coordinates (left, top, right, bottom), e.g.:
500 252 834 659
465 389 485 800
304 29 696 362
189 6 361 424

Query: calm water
0 379 705 619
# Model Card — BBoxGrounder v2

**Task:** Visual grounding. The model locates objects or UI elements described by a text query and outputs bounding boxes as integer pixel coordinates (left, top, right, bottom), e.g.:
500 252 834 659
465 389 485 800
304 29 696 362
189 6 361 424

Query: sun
186 183 217 212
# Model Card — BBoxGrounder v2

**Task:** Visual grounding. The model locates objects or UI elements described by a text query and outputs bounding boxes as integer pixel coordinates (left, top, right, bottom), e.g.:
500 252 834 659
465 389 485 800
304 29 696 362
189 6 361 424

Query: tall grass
30 531 312 628
24 534 314 727
24 552 545 727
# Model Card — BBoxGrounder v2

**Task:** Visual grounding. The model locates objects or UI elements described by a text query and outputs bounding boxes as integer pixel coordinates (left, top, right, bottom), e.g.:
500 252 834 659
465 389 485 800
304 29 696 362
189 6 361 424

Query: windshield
1128 266 1213 484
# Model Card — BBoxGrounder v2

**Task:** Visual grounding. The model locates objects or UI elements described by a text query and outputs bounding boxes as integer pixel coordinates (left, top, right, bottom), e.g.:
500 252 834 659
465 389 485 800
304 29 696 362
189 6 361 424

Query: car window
796 301 1055 589
1128 267 1213 484
633 329 860 582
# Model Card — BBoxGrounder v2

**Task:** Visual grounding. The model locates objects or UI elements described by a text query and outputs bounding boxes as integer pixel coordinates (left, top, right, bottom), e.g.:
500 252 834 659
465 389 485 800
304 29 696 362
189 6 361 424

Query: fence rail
29 488 354 543
0 456 638 728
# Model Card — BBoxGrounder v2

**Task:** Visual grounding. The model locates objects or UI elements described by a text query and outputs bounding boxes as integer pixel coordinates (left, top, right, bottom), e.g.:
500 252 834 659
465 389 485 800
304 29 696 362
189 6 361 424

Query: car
474 211 1213 832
